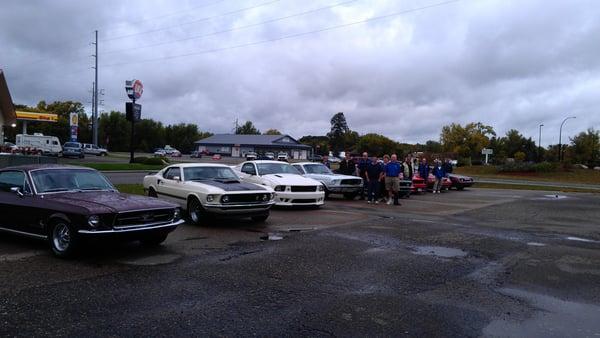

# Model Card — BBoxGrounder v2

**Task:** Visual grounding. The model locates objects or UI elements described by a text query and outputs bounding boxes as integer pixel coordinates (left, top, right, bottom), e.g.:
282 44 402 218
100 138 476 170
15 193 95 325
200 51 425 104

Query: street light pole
558 116 576 162
538 124 544 162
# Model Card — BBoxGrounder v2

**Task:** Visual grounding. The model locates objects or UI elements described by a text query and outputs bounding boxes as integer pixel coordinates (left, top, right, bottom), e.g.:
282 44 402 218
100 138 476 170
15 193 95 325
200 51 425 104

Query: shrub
532 162 558 173
133 157 149 163
457 157 472 167
514 151 526 162
498 161 559 173
143 157 169 165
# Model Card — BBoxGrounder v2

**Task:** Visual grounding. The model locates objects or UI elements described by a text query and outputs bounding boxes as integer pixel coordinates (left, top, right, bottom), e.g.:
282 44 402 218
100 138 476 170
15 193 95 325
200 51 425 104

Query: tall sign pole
125 79 143 164
92 30 99 146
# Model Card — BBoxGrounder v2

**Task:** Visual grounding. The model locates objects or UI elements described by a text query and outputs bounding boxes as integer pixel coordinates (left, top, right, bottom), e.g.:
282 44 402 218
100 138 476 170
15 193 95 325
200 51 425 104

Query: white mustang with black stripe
143 163 275 224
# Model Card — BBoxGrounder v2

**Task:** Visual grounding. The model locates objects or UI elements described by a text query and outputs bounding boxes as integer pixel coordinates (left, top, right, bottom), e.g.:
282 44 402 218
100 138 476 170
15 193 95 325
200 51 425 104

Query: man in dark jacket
357 152 370 200
365 156 383 204
338 153 356 175
418 158 429 181
443 158 453 176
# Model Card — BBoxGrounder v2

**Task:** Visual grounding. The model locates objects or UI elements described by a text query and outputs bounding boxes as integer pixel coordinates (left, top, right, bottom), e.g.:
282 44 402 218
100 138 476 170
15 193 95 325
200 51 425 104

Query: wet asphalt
1 188 600 337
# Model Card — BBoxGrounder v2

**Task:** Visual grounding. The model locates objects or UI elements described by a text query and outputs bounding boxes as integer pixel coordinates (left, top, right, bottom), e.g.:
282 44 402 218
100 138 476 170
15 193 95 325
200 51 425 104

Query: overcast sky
1 0 599 145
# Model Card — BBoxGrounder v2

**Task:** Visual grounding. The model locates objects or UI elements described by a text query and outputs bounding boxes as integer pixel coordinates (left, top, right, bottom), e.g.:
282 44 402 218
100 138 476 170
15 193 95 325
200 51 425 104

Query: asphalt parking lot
1 188 600 337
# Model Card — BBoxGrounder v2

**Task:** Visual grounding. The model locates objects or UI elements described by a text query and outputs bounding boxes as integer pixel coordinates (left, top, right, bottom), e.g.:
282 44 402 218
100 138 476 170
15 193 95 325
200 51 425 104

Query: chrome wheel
52 223 71 252
188 199 201 224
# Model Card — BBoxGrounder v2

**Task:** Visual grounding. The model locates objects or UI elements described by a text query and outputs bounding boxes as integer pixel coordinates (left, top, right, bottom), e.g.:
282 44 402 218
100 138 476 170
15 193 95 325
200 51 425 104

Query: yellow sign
16 111 58 122
70 113 78 126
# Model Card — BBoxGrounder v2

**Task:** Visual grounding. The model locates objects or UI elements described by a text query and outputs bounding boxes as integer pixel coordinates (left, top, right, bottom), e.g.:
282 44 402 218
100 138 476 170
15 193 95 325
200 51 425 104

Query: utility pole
92 30 99 146
538 124 543 162
91 82 96 142
558 116 576 162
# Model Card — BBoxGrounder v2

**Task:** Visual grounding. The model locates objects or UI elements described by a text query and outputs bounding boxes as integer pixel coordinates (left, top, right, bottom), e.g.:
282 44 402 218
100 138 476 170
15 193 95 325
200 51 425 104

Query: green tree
263 129 282 135
570 128 600 166
356 133 398 156
440 122 496 160
327 112 351 153
235 121 260 135
299 135 330 155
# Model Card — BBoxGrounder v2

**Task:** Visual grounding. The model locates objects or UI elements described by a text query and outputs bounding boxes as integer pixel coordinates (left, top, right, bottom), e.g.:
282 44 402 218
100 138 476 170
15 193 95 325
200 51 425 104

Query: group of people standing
337 152 454 206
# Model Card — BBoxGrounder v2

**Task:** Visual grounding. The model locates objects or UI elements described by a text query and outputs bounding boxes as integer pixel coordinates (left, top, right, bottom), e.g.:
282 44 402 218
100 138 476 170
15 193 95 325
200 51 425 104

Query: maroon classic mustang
0 164 183 258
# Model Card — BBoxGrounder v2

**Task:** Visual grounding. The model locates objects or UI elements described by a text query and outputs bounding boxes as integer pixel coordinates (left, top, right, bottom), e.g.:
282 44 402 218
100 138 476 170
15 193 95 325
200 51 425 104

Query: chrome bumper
203 201 275 214
78 219 185 234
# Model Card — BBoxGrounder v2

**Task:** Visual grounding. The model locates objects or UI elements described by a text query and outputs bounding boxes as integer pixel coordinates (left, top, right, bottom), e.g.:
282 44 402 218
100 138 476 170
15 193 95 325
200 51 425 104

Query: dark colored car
62 142 85 159
448 174 474 190
397 179 412 198
0 165 183 258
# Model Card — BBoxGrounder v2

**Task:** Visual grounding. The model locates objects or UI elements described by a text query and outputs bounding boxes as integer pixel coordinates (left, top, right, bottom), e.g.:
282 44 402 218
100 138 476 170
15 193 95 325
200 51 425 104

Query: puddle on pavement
260 234 283 241
119 253 181 266
483 288 600 337
527 242 546 247
411 246 467 258
566 236 600 244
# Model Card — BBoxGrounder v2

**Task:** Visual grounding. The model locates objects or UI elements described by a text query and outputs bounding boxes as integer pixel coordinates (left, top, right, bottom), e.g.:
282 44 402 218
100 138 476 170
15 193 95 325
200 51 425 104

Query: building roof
0 69 16 126
195 134 311 149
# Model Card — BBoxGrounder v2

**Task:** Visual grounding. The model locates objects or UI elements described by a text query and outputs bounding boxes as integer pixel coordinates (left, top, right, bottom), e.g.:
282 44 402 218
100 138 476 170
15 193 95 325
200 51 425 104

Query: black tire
343 192 358 200
148 187 158 198
49 220 78 258
187 197 208 225
324 188 330 199
457 186 465 191
140 232 168 247
251 213 269 222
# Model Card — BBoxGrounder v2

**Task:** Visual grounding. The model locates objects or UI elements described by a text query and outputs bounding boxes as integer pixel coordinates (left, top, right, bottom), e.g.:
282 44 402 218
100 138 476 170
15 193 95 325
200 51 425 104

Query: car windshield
184 167 239 181
64 142 80 148
30 169 115 193
256 163 300 175
303 164 332 174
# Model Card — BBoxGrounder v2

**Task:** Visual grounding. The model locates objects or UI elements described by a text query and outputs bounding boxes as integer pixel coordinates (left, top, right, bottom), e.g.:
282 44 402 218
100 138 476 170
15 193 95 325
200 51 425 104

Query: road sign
125 102 142 122
70 112 78 127
125 79 143 100
481 148 493 155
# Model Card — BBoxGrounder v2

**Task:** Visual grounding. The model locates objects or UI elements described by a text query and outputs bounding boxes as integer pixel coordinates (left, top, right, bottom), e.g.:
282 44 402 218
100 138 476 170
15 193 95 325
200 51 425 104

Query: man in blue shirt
384 154 402 205
432 159 446 194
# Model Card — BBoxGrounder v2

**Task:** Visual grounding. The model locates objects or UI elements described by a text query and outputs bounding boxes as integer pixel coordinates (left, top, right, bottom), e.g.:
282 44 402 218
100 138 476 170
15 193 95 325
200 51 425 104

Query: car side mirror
10 187 24 198
173 176 181 181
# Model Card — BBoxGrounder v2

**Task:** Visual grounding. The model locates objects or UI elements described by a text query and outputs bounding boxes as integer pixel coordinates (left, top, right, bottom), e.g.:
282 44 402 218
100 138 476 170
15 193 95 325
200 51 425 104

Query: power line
102 0 460 68
101 0 281 42
102 0 359 56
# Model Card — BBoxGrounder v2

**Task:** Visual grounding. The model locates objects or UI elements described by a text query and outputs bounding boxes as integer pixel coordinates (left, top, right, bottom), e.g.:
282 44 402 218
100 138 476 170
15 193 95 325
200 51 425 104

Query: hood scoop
274 174 284 178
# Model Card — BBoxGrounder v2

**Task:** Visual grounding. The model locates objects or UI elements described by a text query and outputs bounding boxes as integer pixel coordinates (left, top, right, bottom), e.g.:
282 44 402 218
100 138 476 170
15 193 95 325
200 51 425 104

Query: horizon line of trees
5 101 598 166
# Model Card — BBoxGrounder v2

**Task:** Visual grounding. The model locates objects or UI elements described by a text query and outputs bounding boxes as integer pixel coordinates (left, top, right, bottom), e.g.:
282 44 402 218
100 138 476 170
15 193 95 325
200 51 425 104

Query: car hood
448 174 473 180
188 180 268 192
43 191 176 214
260 173 319 186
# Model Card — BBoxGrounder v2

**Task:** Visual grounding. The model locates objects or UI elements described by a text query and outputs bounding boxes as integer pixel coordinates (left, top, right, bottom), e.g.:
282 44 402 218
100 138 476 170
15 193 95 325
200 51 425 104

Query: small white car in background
292 162 363 200
233 160 325 207
277 152 288 161
143 164 275 224
83 143 108 156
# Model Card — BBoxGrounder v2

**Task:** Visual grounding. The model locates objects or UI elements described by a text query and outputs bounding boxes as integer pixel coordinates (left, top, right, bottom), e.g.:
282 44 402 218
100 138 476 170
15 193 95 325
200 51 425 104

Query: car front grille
114 209 174 228
340 179 362 185
222 194 269 204
292 199 317 204
290 186 317 192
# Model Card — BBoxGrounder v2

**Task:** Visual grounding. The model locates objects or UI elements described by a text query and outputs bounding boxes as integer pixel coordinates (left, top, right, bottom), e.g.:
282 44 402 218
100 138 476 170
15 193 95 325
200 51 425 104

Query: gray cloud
1 0 599 146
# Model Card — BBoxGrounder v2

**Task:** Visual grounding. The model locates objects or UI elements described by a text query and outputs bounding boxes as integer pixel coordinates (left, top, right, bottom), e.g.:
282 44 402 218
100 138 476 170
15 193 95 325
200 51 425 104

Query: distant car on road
0 165 183 257
233 160 325 207
154 149 167 157
163 145 182 157
62 142 85 159
277 152 288 161
246 152 257 161
143 164 275 224
448 174 474 190
82 143 108 156
212 154 222 160
292 162 362 200
264 152 275 160
2 142 18 153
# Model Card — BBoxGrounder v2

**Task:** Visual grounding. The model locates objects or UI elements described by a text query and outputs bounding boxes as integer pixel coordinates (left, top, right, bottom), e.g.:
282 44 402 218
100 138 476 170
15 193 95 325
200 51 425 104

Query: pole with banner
481 148 493 165
125 79 143 163
69 113 79 142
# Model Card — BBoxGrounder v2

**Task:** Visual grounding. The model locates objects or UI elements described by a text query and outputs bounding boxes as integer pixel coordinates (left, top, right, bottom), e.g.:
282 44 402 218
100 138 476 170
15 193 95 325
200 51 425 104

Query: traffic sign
481 148 493 155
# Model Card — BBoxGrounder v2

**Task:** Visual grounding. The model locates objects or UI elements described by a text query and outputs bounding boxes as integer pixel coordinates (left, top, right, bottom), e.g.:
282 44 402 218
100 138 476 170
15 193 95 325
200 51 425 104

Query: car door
156 167 185 204
0 170 38 233
240 163 262 185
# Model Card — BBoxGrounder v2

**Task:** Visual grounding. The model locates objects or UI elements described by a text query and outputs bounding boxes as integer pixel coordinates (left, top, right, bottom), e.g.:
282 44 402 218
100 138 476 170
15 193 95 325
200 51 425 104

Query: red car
411 174 427 193
212 154 222 160
426 174 452 191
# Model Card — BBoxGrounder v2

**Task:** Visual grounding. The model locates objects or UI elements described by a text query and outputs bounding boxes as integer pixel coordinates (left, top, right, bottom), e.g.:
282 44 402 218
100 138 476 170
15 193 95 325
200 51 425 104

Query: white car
82 143 108 156
277 152 288 161
292 162 363 200
233 160 325 207
143 163 275 224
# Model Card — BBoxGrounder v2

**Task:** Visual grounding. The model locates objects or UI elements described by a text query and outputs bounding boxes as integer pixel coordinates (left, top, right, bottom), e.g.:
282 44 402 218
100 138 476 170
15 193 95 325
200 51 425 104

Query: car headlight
274 185 285 192
318 185 325 191
173 208 181 221
88 215 101 228
270 193 275 200
206 194 215 202
222 195 230 203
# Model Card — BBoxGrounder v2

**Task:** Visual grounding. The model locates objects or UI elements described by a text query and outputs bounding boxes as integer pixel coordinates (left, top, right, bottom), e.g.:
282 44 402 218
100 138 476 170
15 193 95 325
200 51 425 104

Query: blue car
62 142 85 159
